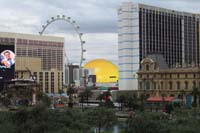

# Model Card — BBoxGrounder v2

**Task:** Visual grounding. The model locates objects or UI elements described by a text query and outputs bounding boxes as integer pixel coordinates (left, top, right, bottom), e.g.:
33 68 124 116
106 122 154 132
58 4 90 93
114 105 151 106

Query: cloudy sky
0 0 200 66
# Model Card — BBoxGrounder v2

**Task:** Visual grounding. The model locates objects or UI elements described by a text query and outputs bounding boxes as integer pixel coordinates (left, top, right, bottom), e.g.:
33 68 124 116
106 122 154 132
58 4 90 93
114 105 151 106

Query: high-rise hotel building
118 2 200 90
0 32 64 93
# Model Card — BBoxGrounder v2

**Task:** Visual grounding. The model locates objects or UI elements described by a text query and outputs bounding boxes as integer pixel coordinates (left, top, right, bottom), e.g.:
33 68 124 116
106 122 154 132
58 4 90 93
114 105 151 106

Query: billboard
0 44 15 83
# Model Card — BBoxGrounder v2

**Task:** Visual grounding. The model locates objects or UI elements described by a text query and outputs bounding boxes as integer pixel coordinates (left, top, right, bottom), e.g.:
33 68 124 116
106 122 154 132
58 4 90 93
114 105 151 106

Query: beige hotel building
0 32 64 93
137 55 200 99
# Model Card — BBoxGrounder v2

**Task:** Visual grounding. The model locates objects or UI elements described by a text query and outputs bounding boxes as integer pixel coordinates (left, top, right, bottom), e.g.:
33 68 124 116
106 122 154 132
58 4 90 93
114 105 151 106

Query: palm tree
67 84 75 108
139 93 145 111
96 93 104 106
161 93 167 111
126 93 138 111
83 86 93 106
78 92 85 111
58 89 64 96
88 107 117 133
78 86 93 109
116 94 126 111
179 89 186 106
103 89 114 108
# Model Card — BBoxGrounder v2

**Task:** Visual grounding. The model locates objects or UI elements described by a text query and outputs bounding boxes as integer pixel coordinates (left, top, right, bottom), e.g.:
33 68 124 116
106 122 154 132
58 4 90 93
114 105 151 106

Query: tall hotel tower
118 2 200 90
0 32 64 93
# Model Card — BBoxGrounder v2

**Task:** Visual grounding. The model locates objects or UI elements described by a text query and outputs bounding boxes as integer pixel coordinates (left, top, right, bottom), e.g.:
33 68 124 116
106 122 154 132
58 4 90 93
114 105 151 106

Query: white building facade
118 3 140 90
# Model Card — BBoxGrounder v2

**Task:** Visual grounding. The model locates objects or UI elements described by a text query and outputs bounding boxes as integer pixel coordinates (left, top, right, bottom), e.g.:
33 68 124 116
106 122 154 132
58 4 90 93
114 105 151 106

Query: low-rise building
137 55 200 102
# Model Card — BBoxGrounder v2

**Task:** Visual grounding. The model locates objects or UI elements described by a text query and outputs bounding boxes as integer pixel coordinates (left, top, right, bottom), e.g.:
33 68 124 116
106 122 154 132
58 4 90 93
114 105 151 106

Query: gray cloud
0 0 200 66
1 0 200 34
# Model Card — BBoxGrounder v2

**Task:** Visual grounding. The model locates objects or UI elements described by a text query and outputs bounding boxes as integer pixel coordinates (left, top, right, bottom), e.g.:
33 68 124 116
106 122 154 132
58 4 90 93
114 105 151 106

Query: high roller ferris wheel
39 15 86 67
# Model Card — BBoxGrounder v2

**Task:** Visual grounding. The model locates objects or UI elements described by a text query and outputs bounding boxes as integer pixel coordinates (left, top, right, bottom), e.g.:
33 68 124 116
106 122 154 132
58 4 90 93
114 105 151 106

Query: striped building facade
118 2 200 90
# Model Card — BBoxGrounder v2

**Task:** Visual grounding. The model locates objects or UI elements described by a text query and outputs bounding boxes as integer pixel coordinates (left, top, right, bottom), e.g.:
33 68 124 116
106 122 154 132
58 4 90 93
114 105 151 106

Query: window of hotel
193 81 196 88
185 74 188 78
58 72 60 90
45 85 48 93
161 82 163 90
51 72 54 93
39 72 43 80
169 81 173 90
33 72 37 80
45 72 49 81
45 72 49 93
153 82 157 90
145 80 150 90
39 72 43 91
139 82 142 89
154 64 156 70
185 81 189 90
62 72 63 84
146 64 149 71
15 72 18 78
176 81 180 90
21 72 23 78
